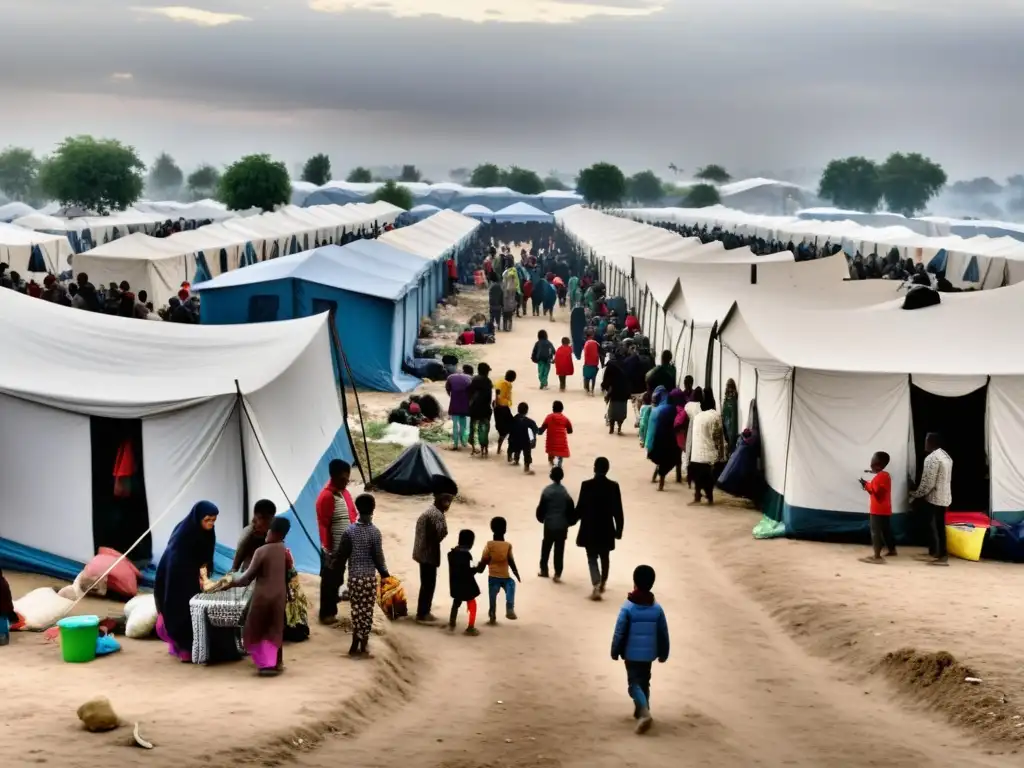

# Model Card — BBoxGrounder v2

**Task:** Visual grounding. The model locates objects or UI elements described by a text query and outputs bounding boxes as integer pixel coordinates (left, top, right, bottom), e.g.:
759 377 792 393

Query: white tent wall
756 367 793 519
0 394 94 564
0 223 74 276
984 378 1024 523
783 370 911 536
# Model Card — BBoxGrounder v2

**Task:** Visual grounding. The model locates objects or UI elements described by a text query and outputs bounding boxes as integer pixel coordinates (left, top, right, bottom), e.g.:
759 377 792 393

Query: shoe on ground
635 709 653 734
506 610 518 621
589 587 602 601
538 571 550 578
319 616 338 626
416 613 438 624
488 614 497 626
599 581 607 594
553 575 562 584
464 627 480 636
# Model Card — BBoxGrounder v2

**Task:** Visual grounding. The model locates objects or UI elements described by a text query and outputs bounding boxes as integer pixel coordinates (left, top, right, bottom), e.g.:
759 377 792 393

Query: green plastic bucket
57 615 100 663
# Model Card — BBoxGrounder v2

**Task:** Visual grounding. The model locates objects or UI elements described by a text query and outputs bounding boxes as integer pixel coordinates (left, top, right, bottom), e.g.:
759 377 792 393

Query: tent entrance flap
90 417 152 564
910 384 989 515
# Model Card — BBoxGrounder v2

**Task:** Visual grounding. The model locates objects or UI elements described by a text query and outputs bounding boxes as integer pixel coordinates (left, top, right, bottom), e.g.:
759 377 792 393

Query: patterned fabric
412 506 448 567
378 575 408 620
332 493 348 551
188 584 252 664
341 521 387 579
911 448 953 507
285 564 310 640
349 575 377 641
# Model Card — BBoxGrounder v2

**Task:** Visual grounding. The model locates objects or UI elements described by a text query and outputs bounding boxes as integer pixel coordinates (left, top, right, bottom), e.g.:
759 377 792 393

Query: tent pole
234 381 250 528
328 310 372 484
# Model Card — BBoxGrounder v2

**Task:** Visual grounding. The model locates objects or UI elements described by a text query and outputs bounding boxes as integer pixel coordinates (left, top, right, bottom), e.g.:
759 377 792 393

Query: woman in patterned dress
337 494 390 658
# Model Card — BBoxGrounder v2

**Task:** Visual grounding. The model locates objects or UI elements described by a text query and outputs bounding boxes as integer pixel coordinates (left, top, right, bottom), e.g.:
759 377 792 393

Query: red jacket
316 482 356 550
554 344 574 376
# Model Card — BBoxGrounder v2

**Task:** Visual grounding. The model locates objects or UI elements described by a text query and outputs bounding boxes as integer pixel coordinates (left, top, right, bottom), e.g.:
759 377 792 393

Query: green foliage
684 183 721 208
38 135 145 214
0 146 40 201
399 165 422 182
501 166 544 195
346 166 373 183
435 345 476 363
187 164 220 200
694 164 732 184
301 153 332 186
879 152 947 216
576 162 627 206
149 152 183 193
470 163 502 188
543 175 569 191
217 154 290 212
372 179 414 210
627 170 664 203
818 156 883 212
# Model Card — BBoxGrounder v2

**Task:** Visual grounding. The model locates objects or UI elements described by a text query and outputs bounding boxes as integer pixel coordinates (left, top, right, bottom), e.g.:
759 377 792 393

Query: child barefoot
538 400 573 468
481 517 521 624
508 402 539 474
448 530 486 635
859 451 896 564
554 336 574 392
611 565 670 735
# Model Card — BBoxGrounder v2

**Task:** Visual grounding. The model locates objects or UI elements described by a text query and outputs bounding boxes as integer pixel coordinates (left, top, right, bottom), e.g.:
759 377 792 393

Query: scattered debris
133 722 154 749
77 697 119 733
966 677 984 685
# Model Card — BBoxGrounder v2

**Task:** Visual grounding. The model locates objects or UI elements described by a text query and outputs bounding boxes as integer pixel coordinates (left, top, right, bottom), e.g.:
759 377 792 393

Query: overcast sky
0 0 1021 182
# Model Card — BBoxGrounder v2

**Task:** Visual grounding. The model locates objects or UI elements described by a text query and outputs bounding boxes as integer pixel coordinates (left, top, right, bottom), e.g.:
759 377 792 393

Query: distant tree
148 152 183 194
449 167 471 184
469 163 502 188
218 154 290 212
694 164 732 184
543 175 569 191
949 177 1002 196
501 166 544 195
684 183 721 208
399 165 422 182
372 179 413 210
38 135 145 214
818 156 883 212
301 153 332 186
576 162 627 206
0 146 40 201
977 201 1004 219
346 166 373 183
1006 174 1024 190
627 170 664 204
880 152 947 217
187 164 221 200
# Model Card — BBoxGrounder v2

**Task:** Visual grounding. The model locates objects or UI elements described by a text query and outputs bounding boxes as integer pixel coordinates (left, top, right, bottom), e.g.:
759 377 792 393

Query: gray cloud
0 0 1021 180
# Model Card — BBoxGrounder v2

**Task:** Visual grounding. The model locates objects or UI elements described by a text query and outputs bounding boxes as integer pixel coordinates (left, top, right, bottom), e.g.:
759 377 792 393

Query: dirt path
294 292 1018 768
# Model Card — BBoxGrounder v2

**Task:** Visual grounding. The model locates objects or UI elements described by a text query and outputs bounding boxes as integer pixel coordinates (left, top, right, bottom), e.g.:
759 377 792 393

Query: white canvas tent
718 284 1024 536
0 222 74 276
0 288 353 579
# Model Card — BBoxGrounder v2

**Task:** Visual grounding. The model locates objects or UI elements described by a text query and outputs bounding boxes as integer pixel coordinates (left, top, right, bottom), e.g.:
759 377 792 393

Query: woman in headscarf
154 501 219 662
567 275 581 308
671 387 690 484
225 516 291 676
722 379 740 458
541 275 557 319
646 387 682 491
689 391 728 505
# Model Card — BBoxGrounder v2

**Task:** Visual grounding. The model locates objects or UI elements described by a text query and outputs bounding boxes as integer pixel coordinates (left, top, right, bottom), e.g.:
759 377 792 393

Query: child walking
531 330 556 390
536 466 577 582
481 517 521 625
637 391 653 447
582 329 601 396
448 529 486 635
859 451 897 564
611 565 670 735
493 370 517 455
508 402 539 474
445 364 473 451
538 400 573 468
554 336 574 392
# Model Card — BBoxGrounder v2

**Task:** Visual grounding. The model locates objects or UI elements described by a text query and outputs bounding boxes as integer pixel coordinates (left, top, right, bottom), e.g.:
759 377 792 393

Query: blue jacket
611 595 670 663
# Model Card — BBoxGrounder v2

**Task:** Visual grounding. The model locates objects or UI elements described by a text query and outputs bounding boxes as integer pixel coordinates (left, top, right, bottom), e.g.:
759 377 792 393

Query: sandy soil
4 267 1023 767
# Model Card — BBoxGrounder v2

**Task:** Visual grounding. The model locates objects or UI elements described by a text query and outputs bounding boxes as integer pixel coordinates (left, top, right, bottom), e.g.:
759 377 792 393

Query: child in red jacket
859 451 896 564
538 400 573 468
554 337 574 392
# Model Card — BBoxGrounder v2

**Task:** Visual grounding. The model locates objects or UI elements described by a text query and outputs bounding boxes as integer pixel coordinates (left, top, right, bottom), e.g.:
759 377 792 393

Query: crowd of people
647 220 964 289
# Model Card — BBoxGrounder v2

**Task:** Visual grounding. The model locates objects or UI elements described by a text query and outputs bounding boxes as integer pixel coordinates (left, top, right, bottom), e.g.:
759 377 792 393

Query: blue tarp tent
492 202 555 223
195 242 432 392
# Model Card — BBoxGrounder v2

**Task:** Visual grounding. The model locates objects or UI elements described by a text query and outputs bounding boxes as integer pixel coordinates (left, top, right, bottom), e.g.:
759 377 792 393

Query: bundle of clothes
387 394 443 426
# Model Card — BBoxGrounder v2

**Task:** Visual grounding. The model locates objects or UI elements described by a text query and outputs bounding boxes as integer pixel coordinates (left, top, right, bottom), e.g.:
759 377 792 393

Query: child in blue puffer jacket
610 564 670 734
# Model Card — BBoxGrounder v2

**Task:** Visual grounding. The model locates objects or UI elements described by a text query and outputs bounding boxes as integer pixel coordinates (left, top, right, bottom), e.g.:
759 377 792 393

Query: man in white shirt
909 432 953 566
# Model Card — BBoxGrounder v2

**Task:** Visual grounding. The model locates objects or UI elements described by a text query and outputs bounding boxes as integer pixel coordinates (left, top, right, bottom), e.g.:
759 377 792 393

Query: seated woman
224 517 292 676
154 501 220 662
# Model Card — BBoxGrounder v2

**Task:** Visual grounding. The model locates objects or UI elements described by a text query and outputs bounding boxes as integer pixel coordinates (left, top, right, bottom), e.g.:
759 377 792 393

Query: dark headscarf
154 501 219 652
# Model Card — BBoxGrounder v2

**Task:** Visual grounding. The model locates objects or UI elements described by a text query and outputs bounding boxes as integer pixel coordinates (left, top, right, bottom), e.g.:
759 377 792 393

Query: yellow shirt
481 540 512 579
494 379 513 408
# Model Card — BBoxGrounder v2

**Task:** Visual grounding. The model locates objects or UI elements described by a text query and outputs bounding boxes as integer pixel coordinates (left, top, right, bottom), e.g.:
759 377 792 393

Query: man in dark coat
488 277 504 330
575 456 624 601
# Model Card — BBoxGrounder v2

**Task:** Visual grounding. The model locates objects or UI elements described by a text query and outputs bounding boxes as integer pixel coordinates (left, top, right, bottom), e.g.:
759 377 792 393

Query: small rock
965 677 983 684
77 697 119 733
497 700 504 705
505 738 513 744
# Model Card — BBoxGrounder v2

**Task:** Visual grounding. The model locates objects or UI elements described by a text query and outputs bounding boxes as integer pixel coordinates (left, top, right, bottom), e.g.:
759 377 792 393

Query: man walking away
909 432 953 566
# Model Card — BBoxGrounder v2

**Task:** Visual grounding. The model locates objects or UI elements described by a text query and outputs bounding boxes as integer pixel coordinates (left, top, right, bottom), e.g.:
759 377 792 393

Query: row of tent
404 201 555 224
797 207 1024 242
622 205 1024 288
74 202 403 307
0 209 482 582
194 209 481 392
556 205 1024 538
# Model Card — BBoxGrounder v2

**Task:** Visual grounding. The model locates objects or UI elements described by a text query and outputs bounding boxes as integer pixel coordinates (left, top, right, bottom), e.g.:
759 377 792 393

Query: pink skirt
246 638 280 669
155 614 192 662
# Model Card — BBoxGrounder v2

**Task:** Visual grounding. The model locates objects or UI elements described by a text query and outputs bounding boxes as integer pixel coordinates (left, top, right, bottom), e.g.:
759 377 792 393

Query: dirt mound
875 648 1024 742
